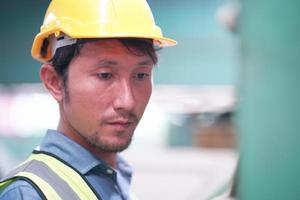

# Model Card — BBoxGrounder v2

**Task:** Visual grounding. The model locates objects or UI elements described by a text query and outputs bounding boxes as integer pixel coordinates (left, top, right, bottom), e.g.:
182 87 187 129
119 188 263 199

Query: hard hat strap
50 34 77 59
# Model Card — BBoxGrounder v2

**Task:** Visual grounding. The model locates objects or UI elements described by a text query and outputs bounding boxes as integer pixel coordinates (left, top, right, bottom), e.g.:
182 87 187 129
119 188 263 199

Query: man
0 0 176 199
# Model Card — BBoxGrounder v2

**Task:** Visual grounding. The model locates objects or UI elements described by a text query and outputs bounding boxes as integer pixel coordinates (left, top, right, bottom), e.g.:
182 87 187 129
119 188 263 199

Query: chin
87 134 133 153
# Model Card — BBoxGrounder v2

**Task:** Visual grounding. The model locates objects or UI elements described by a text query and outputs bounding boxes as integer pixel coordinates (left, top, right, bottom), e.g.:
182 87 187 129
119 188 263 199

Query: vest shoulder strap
0 171 62 200
0 151 101 200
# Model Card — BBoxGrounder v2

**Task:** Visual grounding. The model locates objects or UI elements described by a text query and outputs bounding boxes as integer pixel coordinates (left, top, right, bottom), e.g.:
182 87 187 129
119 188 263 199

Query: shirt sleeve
0 180 42 200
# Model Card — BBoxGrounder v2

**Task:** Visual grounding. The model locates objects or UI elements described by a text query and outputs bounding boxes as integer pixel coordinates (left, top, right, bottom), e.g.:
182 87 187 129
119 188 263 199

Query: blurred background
2 0 300 199
3 0 239 199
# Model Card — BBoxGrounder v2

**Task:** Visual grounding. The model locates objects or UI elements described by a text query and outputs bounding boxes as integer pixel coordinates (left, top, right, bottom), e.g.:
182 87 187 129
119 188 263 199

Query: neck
90 149 117 168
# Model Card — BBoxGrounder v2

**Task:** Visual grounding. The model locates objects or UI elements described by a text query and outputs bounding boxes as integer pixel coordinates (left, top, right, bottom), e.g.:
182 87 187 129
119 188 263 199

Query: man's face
59 39 154 152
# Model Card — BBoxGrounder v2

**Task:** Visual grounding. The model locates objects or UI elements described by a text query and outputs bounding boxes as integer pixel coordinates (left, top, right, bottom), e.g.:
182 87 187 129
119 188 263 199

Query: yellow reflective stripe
16 172 62 200
0 179 13 191
29 153 98 200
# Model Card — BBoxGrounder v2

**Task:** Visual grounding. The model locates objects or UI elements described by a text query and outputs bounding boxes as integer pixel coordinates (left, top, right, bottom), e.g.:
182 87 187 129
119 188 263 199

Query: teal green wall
149 0 238 85
238 0 300 199
0 1 49 83
0 0 236 85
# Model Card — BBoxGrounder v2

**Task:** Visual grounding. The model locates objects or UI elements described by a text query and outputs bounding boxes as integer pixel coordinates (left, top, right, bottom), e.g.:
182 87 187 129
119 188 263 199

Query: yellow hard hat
31 0 177 63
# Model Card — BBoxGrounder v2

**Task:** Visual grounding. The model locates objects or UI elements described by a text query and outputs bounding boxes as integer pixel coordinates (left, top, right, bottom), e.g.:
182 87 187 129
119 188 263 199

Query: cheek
73 90 109 115
136 84 152 108
145 86 152 102
64 88 108 134
66 82 103 117
69 75 105 103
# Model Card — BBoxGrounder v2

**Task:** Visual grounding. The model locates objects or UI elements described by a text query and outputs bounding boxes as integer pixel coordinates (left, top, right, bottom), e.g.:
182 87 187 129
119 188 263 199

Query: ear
40 64 64 102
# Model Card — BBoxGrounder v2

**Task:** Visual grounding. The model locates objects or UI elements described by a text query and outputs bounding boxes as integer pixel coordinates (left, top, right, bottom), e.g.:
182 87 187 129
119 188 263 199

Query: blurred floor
123 147 237 200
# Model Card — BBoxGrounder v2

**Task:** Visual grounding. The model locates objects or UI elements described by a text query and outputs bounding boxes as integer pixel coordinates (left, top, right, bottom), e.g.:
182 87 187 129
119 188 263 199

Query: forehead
79 39 150 59
81 39 123 52
69 39 155 70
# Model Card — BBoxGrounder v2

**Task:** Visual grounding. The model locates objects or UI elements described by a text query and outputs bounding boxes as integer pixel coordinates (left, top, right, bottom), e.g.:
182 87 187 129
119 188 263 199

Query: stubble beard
85 112 140 153
84 131 134 153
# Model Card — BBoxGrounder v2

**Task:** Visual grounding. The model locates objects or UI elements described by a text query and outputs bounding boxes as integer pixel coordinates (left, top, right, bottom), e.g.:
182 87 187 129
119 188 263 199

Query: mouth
106 120 134 130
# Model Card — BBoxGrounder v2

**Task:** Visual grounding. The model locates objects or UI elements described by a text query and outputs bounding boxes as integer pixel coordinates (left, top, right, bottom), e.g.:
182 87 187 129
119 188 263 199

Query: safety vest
0 150 102 200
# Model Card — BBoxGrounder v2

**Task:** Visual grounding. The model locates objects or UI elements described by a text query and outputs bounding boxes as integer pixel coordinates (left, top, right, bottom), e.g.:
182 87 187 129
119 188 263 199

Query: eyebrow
97 58 154 67
137 59 154 66
98 59 118 66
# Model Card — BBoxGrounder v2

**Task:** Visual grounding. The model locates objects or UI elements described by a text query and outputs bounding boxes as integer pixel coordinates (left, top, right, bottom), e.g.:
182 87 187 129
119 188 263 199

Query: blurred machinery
194 111 236 149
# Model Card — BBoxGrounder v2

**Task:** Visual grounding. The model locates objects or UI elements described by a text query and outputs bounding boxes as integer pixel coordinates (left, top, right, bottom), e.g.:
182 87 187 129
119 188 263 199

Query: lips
106 119 134 130
109 121 131 127
103 113 138 131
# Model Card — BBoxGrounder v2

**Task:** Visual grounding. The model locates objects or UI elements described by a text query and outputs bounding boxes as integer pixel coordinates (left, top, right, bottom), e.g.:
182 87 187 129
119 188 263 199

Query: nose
113 80 135 112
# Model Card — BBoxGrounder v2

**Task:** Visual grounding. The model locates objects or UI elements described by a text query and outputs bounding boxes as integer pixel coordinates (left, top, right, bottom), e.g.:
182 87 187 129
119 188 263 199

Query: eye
97 73 113 80
134 73 150 80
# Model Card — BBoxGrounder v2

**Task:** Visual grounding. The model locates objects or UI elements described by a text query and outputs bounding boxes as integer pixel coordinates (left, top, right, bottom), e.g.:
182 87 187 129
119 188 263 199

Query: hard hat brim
31 28 177 63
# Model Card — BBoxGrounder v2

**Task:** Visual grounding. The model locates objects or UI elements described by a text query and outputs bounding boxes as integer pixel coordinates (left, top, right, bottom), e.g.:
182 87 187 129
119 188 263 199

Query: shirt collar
39 129 109 175
116 155 133 180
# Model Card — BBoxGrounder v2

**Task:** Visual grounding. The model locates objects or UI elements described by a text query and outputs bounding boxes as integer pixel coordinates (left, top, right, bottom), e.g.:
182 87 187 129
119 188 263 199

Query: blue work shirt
0 129 133 200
